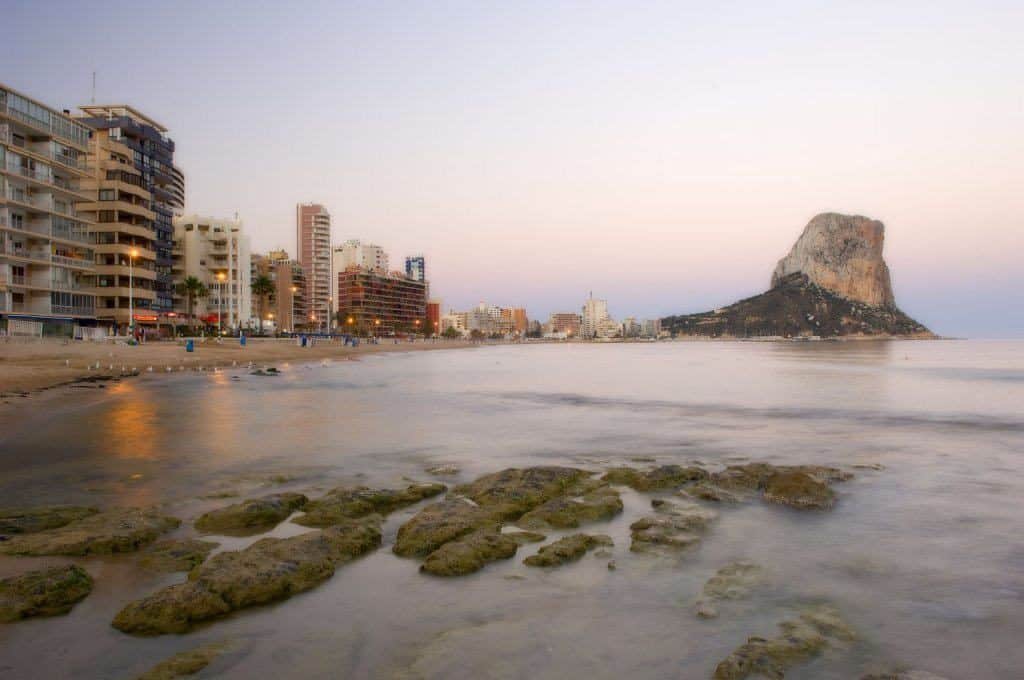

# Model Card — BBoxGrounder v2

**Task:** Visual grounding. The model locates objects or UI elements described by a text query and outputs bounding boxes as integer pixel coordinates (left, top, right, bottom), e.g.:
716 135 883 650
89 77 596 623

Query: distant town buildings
440 301 530 338
296 203 331 331
1 84 97 334
172 215 251 330
426 298 441 335
333 239 388 275
581 294 618 339
546 312 582 337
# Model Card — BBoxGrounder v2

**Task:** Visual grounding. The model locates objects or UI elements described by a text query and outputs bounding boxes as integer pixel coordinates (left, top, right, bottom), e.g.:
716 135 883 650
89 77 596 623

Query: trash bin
301 335 308 347
240 335 247 347
186 339 194 353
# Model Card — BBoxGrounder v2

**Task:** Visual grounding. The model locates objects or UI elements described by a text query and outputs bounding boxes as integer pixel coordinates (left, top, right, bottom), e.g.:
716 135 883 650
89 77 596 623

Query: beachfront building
0 84 97 336
251 249 307 333
335 265 427 336
547 312 581 337
333 239 388 275
426 298 441 336
581 294 617 339
405 255 425 282
78 105 184 320
172 215 251 330
296 203 331 332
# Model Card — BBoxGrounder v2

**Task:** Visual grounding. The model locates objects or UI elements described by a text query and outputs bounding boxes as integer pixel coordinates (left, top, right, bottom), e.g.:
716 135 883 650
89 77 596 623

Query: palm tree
175 276 208 332
251 275 275 335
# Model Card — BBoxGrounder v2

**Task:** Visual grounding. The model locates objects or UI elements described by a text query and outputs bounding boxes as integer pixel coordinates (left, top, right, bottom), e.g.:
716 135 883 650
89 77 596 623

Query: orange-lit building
426 299 441 336
336 266 426 335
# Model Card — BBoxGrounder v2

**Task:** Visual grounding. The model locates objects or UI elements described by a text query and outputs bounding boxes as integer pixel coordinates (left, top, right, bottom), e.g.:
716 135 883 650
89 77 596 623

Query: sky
3 0 1022 336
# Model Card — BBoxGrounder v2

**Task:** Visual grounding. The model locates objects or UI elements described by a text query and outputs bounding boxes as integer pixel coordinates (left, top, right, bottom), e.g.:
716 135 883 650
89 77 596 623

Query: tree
442 326 462 339
175 276 208 331
251 275 275 334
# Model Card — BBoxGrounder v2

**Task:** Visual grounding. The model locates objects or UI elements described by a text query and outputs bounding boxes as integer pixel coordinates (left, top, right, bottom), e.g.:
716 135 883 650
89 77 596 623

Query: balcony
52 255 93 270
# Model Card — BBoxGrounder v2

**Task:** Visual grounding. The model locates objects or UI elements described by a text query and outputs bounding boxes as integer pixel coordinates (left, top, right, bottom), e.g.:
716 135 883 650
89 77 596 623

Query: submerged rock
523 534 613 567
861 671 950 680
763 471 835 510
0 508 180 556
420 531 519 576
630 499 717 552
680 482 742 504
602 465 707 491
393 498 497 558
503 530 547 545
113 517 381 635
713 604 855 679
695 561 763 619
0 565 93 622
139 539 219 573
453 466 590 520
295 483 445 527
194 493 308 535
0 506 99 536
710 463 851 510
137 641 229 680
517 484 623 529
425 465 460 476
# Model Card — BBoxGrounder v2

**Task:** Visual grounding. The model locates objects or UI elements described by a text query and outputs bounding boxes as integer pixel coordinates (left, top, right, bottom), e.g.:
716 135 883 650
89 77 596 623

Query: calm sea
1 340 1022 678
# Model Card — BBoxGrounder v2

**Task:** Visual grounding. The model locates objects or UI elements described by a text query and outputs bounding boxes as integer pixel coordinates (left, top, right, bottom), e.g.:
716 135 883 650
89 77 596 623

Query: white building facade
172 215 251 330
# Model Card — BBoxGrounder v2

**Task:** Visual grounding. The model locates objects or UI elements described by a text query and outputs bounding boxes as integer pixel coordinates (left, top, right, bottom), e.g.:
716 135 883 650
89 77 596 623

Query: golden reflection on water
105 381 159 460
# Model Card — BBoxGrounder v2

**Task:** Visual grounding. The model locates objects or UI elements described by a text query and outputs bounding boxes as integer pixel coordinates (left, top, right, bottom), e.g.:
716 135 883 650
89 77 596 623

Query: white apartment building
172 215 251 330
1 84 97 334
581 294 616 339
332 239 388 274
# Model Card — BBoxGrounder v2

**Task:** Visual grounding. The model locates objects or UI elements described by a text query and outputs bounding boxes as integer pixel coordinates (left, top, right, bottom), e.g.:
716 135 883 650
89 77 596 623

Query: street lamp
326 296 332 335
216 271 227 335
267 312 274 334
290 286 298 335
128 247 139 336
374 318 380 338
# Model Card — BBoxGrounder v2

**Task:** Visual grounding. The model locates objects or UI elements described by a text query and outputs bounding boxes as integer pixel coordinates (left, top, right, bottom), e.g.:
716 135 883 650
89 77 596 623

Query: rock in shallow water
194 493 308 535
294 483 445 527
393 498 497 558
0 506 99 536
139 539 219 573
709 463 851 511
602 465 707 491
112 517 381 635
453 466 590 520
630 499 717 552
517 483 623 529
695 560 763 619
0 565 93 622
523 534 613 568
420 531 519 576
713 604 855 679
0 508 180 556
136 640 229 680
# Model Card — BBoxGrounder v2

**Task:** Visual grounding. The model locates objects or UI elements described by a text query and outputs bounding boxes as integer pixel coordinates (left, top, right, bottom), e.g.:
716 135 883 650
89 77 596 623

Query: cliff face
662 212 932 338
771 213 895 308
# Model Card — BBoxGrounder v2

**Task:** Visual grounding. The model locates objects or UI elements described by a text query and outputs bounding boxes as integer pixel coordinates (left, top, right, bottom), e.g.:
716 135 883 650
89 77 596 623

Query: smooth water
1 340 1022 679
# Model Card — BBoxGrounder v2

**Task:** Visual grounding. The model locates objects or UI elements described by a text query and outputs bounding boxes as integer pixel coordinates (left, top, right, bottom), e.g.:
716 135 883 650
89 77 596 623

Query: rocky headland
662 213 933 338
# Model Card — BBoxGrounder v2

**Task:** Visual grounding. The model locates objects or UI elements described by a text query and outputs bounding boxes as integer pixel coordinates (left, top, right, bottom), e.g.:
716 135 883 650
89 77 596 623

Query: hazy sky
4 1 1022 336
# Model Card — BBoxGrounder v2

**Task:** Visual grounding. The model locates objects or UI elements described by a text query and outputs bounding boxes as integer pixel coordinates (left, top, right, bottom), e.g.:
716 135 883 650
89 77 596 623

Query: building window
99 189 115 201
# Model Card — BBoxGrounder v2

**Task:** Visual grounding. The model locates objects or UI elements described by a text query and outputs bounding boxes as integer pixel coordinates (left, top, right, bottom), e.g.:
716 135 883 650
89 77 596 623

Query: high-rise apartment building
251 249 307 333
1 84 97 334
333 239 388 274
77 105 184 316
548 312 582 336
172 215 251 330
581 294 615 338
296 203 331 331
426 298 441 335
335 267 426 336
405 255 425 282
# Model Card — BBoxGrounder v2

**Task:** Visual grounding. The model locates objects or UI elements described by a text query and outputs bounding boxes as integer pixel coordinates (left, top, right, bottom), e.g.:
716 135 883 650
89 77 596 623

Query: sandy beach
0 336 477 396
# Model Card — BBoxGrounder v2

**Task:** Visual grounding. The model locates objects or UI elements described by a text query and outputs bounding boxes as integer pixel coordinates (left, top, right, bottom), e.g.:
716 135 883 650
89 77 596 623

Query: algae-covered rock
630 499 717 552
517 485 623 529
0 565 93 622
503 530 547 545
113 518 381 635
194 493 308 535
602 465 707 491
680 482 743 504
0 506 99 536
763 471 835 510
426 465 460 476
295 483 445 527
861 671 950 680
139 539 219 573
523 534 613 568
137 641 229 679
695 560 763 619
453 466 589 520
0 508 180 556
713 604 854 679
420 531 519 576
393 498 497 558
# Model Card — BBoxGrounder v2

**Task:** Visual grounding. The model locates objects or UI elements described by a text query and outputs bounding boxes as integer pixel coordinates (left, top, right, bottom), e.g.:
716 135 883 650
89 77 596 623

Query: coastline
0 337 478 401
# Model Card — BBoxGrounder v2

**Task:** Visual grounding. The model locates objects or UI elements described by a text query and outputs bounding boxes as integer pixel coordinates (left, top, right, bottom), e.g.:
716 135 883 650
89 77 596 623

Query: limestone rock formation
772 213 895 308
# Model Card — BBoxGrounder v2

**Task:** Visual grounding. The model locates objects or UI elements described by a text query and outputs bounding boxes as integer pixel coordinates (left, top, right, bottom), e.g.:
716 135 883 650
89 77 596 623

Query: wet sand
0 336 478 397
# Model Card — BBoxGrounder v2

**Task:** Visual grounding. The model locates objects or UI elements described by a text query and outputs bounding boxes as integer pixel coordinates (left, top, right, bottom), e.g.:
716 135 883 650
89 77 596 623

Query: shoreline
0 337 479 403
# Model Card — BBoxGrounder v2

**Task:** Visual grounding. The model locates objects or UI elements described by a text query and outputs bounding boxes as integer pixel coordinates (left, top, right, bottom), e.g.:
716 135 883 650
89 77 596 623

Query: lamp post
374 318 380 339
268 312 274 335
325 297 332 335
128 247 138 336
290 286 297 335
216 271 226 336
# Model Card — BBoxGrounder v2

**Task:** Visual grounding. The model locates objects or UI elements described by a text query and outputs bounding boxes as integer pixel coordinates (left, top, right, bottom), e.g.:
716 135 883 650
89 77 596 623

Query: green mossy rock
295 483 445 527
139 539 220 573
695 561 763 619
679 482 742 503
602 465 707 491
0 506 99 535
393 499 496 558
517 485 623 529
713 604 855 679
453 466 590 520
0 508 181 556
136 641 229 679
112 517 381 635
0 564 93 622
763 471 836 510
194 493 308 535
629 499 717 552
504 530 547 545
523 534 613 567
420 531 519 576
